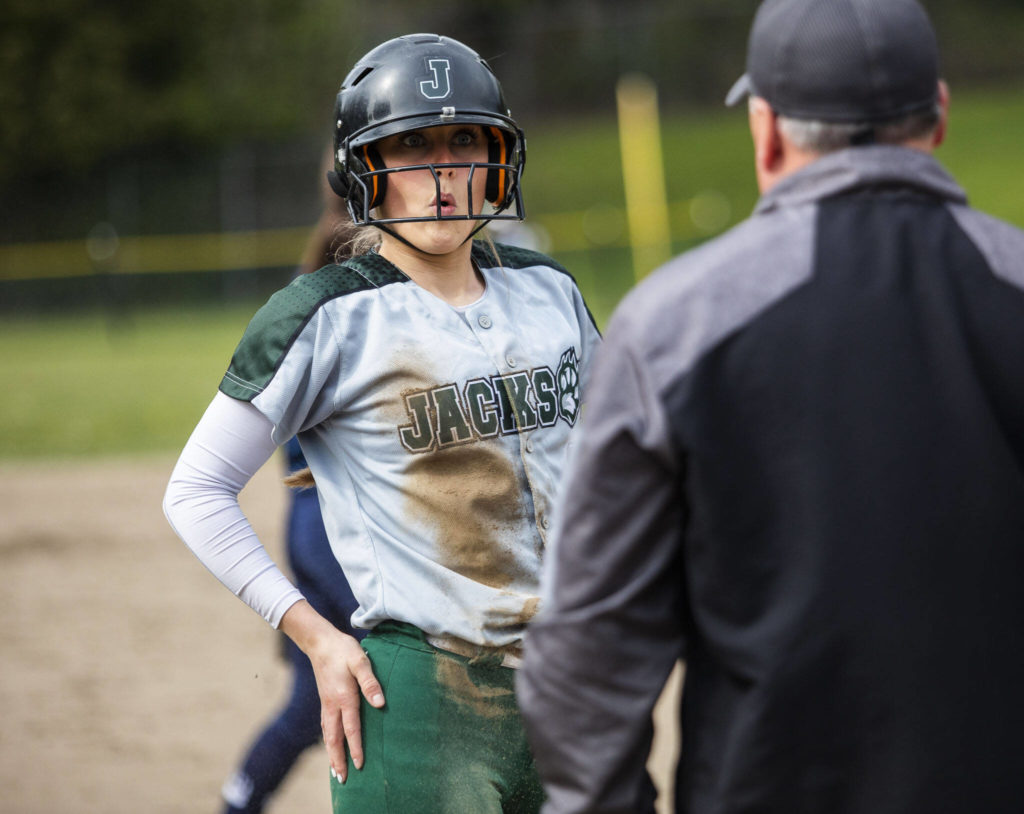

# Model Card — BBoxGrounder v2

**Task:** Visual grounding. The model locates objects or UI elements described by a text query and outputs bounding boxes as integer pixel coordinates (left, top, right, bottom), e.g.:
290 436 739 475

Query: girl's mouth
432 193 457 216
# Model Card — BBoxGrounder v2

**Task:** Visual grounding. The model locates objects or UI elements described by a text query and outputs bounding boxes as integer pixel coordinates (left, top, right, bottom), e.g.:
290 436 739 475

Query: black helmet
327 34 526 228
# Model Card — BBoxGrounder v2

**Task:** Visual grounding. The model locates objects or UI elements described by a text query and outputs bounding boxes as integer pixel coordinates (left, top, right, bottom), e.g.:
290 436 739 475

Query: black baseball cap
725 0 940 122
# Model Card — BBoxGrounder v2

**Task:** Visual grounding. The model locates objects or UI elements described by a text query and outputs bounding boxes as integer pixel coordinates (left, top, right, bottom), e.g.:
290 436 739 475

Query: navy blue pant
222 637 324 813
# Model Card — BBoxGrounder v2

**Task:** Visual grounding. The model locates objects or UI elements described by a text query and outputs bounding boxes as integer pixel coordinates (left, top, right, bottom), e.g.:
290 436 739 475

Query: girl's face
375 124 489 255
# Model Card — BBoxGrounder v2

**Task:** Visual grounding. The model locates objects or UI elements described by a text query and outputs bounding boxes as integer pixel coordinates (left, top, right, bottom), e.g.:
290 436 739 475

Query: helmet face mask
345 159 515 227
328 34 526 230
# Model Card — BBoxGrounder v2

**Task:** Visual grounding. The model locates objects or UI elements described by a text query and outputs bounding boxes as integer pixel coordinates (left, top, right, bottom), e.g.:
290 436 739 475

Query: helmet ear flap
326 170 350 199
485 127 512 206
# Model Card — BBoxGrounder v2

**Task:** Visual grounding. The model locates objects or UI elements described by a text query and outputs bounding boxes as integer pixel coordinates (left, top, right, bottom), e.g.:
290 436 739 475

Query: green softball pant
330 621 544 814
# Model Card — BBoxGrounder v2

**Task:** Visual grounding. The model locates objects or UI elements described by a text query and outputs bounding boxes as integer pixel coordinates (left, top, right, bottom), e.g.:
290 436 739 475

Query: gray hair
769 102 942 154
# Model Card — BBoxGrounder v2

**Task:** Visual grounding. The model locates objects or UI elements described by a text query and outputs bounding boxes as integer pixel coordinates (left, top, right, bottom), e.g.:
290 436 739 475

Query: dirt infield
0 456 679 813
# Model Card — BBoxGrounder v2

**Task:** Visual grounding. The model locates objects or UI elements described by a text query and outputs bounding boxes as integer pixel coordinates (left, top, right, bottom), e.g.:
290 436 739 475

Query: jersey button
478 314 493 329
525 438 534 453
541 515 550 529
506 356 517 368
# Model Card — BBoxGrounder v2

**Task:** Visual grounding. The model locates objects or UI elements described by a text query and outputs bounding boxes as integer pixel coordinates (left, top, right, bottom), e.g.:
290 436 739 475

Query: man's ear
749 97 784 193
932 80 950 149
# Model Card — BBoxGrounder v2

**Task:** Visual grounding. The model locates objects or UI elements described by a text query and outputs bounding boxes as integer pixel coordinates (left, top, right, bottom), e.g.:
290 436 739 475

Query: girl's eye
452 129 479 147
400 133 426 149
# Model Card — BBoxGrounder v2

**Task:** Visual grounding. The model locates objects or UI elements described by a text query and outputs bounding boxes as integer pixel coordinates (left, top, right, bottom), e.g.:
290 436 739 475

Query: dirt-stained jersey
220 241 601 651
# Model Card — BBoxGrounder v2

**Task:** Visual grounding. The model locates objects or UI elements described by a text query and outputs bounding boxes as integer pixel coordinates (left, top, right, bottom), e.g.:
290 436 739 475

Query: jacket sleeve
517 310 687 814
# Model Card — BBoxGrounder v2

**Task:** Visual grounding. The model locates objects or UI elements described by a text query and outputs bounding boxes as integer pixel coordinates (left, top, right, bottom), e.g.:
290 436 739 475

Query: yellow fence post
616 72 672 282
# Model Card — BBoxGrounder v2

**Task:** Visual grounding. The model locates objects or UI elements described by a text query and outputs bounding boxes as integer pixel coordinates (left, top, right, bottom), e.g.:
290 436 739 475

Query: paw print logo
556 347 580 426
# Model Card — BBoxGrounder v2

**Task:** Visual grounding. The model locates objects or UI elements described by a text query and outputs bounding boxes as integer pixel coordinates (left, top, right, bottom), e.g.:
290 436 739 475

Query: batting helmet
327 33 526 228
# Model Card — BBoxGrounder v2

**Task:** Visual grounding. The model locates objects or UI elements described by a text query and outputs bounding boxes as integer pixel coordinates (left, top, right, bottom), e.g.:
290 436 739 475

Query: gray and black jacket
519 146 1024 814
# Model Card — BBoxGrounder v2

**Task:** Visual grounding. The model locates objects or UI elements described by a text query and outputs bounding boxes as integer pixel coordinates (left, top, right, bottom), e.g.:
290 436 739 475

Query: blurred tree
3 0 1022 183
0 0 354 181
1 0 1022 241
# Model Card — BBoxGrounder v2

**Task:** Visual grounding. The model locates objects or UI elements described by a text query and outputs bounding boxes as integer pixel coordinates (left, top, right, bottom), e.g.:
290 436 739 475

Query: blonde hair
347 224 384 256
283 468 317 490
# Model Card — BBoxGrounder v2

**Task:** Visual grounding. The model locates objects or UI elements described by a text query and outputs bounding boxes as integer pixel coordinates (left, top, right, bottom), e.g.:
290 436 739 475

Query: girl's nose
431 145 457 167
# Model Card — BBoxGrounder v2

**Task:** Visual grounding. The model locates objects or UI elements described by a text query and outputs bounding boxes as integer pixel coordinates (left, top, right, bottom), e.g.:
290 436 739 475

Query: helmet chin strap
375 218 492 257
363 160 510 256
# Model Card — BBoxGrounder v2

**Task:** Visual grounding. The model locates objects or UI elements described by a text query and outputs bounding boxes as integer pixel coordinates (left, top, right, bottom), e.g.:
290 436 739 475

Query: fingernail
372 693 385 706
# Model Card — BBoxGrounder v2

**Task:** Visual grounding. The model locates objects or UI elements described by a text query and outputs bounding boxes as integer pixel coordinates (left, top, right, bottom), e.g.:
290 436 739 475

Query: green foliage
4 0 1024 185
0 0 352 179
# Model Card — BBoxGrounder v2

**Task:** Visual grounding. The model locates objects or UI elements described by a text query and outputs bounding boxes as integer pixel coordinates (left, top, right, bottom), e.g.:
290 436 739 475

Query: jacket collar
754 146 967 215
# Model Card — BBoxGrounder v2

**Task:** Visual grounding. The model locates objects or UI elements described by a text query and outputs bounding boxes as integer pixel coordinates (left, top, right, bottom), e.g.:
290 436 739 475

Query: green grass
526 84 1024 233
3 85 1024 460
1 304 258 458
937 87 1024 227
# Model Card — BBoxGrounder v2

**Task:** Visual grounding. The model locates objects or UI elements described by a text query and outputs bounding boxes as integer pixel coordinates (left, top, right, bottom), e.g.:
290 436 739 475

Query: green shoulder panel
219 255 408 401
473 240 571 276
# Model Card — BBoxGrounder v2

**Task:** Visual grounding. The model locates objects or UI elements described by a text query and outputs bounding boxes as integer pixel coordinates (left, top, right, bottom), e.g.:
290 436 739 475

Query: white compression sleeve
163 391 305 628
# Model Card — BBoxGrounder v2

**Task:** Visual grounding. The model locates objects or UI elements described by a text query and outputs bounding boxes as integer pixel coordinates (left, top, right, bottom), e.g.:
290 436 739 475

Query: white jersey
220 241 601 650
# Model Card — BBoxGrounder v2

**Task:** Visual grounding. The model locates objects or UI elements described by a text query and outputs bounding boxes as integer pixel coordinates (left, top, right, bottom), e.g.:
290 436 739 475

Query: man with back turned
518 1 1024 812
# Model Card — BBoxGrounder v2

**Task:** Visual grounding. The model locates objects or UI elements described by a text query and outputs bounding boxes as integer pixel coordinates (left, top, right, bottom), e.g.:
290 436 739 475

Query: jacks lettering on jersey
398 347 581 453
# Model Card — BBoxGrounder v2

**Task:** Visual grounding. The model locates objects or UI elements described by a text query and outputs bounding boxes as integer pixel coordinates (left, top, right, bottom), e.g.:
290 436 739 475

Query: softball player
164 33 600 814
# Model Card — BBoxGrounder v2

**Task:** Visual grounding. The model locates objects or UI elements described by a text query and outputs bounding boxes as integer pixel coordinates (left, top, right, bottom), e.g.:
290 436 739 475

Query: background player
165 33 601 814
219 161 364 814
